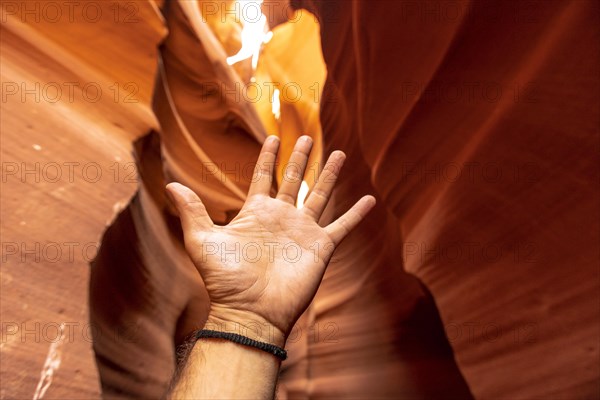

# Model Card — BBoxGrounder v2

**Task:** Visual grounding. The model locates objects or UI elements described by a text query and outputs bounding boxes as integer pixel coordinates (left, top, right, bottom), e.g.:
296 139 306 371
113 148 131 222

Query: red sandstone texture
1 0 598 399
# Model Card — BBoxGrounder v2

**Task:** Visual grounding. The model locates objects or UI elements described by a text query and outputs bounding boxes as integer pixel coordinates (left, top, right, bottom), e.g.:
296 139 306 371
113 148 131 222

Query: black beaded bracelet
195 329 288 361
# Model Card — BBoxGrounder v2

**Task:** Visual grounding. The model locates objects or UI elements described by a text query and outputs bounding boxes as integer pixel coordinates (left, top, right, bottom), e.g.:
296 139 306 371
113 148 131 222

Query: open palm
166 136 375 346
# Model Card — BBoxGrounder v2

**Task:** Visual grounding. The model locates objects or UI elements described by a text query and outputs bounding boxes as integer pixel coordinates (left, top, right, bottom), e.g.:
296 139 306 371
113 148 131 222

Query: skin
165 135 375 399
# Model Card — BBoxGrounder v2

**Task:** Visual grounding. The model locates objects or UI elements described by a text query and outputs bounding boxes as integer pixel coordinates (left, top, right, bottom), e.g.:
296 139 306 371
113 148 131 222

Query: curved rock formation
294 0 599 398
1 0 598 399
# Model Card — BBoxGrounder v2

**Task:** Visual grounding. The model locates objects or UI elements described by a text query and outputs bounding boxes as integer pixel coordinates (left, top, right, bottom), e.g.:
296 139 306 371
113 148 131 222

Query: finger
276 135 313 204
324 195 376 245
166 182 214 232
248 135 280 197
302 150 345 221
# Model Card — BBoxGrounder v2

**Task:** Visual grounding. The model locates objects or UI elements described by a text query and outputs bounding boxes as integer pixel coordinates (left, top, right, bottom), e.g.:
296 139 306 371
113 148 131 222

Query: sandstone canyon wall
1 1 598 399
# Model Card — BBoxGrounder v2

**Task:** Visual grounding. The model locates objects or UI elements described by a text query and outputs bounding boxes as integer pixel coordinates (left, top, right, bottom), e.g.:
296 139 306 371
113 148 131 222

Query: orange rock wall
1 0 598 399
294 0 599 398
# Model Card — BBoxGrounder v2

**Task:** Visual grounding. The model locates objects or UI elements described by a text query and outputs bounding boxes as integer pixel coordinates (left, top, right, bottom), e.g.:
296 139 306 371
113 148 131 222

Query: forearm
167 336 282 399
167 313 286 399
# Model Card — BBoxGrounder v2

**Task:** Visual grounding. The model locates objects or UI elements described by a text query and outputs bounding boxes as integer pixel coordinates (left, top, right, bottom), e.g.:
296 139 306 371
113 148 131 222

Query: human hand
166 136 375 346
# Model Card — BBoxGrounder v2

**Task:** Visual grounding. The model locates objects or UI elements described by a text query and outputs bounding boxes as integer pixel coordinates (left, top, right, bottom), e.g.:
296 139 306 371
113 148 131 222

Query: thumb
165 182 214 233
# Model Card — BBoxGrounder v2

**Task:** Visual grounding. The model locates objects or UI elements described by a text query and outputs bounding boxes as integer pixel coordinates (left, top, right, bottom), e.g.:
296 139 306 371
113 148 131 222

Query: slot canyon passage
1 0 598 398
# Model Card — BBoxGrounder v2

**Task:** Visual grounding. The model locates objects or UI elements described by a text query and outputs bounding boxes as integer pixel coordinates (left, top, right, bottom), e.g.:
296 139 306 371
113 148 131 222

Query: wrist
204 308 287 348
